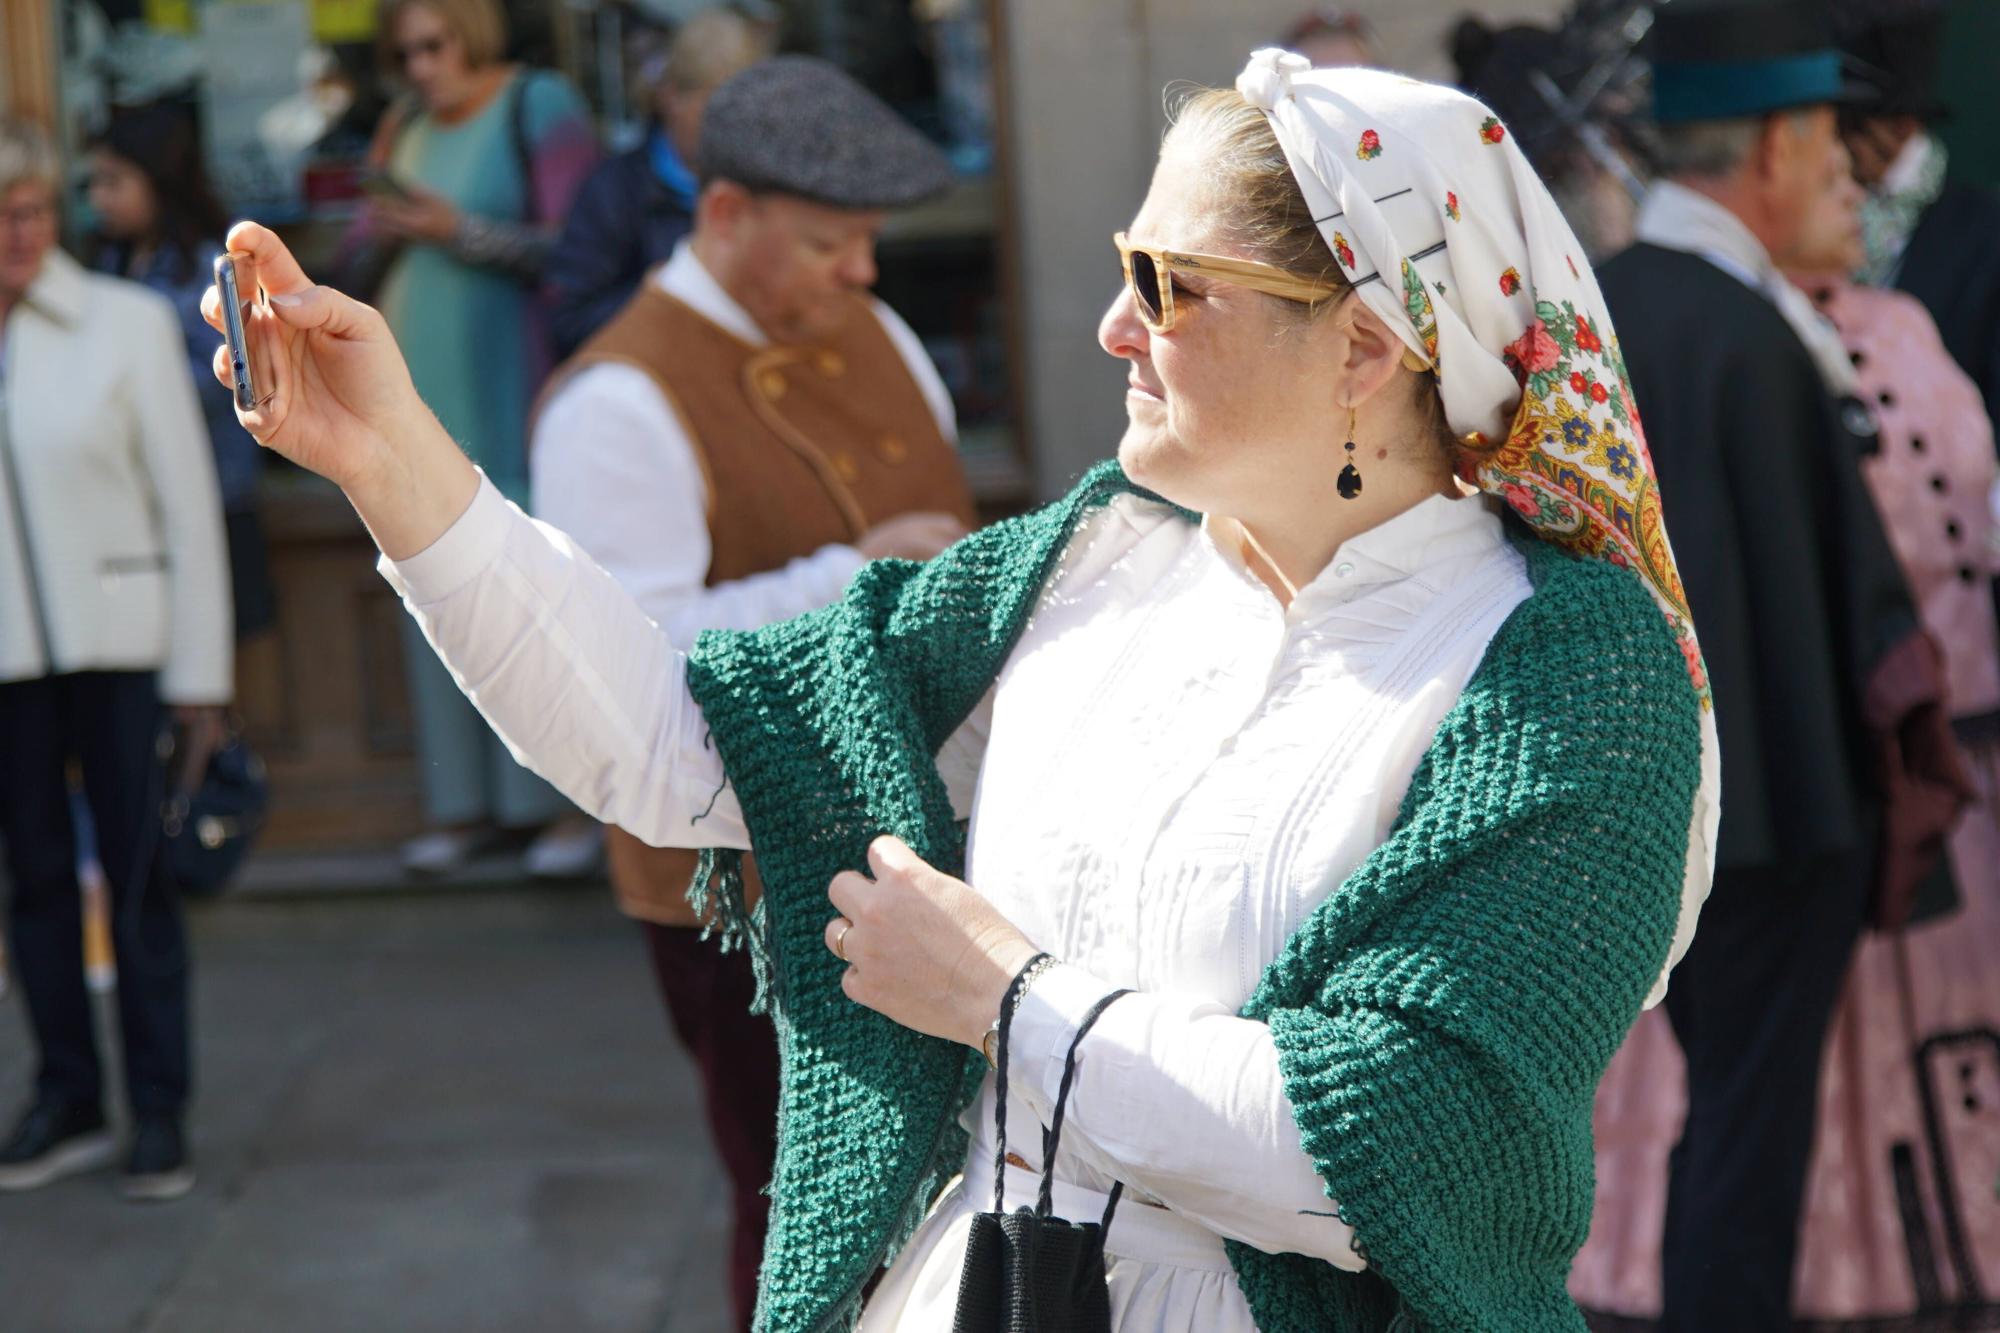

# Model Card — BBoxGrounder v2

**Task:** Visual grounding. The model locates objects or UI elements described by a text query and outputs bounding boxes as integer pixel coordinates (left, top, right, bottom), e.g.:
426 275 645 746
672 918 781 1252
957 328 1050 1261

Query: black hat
1835 4 1948 120
697 55 955 210
1648 0 1876 124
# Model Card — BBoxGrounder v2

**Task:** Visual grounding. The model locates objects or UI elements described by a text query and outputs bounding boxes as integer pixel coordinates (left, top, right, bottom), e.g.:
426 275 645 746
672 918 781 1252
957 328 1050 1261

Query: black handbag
161 730 269 898
953 959 1132 1333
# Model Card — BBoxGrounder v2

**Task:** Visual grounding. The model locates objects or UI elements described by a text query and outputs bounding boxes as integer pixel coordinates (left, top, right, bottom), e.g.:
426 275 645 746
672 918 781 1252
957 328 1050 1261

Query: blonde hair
1166 87 1349 307
665 9 772 95
376 0 507 72
1167 86 1459 460
0 118 60 197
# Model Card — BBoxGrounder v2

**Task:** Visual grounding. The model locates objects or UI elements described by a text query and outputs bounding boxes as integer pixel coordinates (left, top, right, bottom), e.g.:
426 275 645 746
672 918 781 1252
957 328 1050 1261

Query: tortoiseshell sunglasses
1115 230 1347 333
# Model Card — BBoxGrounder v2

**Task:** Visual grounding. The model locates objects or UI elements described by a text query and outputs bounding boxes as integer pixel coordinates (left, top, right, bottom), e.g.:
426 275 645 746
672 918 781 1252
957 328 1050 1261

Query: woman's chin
1116 429 1196 506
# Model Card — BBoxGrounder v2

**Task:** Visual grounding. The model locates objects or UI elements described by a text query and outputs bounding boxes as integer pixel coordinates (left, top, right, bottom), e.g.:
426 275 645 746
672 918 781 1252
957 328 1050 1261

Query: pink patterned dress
1570 280 2000 1326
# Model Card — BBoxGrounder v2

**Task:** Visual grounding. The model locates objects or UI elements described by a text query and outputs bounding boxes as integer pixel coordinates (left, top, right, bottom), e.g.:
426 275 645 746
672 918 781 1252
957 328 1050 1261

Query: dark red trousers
642 923 780 1330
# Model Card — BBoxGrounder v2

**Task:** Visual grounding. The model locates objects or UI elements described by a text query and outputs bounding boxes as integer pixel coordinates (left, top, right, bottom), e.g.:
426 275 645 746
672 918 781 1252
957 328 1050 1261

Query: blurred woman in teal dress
353 0 600 875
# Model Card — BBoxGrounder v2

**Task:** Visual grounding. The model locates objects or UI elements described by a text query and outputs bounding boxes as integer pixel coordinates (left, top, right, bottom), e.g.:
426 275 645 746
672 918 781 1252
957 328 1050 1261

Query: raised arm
200 221 745 849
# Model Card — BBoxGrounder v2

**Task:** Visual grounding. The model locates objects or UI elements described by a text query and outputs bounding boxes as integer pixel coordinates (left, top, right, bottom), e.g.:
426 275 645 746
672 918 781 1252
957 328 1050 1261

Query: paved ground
0 878 733 1333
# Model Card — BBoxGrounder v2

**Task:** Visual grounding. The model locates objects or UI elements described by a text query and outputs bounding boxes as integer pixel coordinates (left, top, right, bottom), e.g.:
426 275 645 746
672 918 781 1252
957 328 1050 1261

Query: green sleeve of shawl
1230 542 1704 1332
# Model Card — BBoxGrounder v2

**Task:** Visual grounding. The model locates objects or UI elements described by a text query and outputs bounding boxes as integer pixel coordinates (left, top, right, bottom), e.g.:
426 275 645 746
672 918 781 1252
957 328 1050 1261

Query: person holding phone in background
0 118 232 1203
87 104 275 644
346 0 601 878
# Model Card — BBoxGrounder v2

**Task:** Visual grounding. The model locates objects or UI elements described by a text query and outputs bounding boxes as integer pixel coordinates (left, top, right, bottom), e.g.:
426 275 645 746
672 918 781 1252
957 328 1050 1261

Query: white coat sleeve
380 474 750 849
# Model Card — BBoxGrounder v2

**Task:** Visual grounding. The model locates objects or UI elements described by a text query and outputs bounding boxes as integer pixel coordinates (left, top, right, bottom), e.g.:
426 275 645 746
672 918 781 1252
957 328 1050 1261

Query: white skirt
860 1156 1259 1332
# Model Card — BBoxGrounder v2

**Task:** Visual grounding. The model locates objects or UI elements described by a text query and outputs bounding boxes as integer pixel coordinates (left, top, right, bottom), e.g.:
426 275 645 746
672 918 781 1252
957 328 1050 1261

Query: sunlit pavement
0 880 733 1333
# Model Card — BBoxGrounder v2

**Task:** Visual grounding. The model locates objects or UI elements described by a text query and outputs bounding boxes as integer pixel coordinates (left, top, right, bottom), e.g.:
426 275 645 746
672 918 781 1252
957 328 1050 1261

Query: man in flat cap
529 55 974 1328
1594 1 1926 1327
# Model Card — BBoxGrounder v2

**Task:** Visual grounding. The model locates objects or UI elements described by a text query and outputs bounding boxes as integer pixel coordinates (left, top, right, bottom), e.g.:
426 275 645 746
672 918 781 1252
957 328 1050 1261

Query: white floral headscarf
1238 50 1716 1000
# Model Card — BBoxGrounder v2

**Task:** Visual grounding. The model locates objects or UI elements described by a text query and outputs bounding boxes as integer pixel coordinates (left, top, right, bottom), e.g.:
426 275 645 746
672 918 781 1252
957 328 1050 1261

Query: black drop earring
1338 406 1364 500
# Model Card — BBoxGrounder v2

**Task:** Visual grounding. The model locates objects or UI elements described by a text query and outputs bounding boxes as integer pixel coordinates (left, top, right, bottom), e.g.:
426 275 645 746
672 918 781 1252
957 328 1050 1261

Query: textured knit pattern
685 462 1703 1332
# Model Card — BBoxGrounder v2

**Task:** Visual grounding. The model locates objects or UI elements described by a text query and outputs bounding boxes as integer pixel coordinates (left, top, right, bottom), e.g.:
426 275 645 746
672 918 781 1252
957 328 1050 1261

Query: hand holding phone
360 169 416 203
214 253 261 413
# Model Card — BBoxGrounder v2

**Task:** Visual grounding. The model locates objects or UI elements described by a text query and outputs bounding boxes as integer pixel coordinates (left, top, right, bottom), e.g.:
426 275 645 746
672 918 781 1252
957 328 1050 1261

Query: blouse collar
1205 489 1508 621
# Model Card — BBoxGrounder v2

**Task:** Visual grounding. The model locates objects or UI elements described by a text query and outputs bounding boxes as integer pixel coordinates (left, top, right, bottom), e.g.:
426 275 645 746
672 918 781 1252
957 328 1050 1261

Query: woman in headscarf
206 50 1716 1331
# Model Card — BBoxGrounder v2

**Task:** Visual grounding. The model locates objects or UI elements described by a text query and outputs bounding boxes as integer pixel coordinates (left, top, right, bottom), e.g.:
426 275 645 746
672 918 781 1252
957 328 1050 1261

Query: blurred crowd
0 0 1996 1328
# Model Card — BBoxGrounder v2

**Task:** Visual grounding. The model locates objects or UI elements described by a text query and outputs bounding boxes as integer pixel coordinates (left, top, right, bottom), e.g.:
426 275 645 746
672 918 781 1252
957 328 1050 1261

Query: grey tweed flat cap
698 55 955 209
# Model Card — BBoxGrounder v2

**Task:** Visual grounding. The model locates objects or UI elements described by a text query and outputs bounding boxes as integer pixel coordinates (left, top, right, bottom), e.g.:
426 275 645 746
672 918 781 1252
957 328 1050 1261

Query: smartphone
214 254 258 413
361 169 415 202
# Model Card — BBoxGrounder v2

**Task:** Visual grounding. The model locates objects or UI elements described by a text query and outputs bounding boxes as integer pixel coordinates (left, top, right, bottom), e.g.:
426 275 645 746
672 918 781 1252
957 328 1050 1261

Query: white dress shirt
382 477 1534 1328
529 243 957 641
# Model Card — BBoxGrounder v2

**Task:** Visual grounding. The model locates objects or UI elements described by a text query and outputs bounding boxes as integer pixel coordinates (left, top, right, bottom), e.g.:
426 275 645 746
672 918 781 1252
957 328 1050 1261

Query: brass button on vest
817 351 846 378
757 368 787 399
831 451 862 484
876 433 908 465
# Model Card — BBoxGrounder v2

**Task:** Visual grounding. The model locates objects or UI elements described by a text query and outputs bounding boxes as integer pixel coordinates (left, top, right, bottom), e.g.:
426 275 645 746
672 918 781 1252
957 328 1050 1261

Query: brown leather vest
545 282 975 927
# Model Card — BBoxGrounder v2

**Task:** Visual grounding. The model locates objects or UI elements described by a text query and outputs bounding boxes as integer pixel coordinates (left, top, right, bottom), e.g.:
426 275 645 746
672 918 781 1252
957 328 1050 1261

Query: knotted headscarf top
1238 50 1718 996
1237 49 1710 710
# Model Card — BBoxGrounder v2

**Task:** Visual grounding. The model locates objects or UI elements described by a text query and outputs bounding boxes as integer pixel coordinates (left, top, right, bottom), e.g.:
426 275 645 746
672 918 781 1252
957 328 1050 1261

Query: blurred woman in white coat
0 118 231 1203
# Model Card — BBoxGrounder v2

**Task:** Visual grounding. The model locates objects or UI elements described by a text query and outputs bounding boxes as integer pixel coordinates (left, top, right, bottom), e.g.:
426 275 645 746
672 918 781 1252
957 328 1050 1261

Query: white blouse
381 476 1534 1329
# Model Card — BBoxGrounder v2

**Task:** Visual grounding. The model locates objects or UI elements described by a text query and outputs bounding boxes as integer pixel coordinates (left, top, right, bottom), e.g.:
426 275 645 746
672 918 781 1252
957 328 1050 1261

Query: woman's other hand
855 512 969 562
826 836 1042 1049
169 705 228 794
367 184 462 245
201 220 477 559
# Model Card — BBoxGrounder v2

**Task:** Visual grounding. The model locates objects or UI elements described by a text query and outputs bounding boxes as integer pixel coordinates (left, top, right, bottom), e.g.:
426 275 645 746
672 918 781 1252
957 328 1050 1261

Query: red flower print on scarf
1677 633 1709 693
1503 319 1560 382
1570 371 1588 394
1574 314 1603 354
1566 254 1580 279
1589 381 1609 404
1498 267 1522 296
1480 116 1506 144
1357 129 1383 160
1445 191 1460 221
1501 482 1540 518
1332 231 1356 269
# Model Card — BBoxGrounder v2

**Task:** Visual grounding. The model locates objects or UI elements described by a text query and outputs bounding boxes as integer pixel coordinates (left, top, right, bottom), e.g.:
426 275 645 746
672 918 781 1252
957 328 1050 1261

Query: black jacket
1897 179 2000 433
1600 243 1918 872
545 143 696 359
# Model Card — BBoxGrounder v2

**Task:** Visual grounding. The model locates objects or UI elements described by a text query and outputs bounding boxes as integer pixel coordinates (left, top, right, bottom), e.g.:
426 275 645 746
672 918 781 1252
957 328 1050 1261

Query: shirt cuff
378 470 513 604
815 543 868 587
1007 962 1124 1117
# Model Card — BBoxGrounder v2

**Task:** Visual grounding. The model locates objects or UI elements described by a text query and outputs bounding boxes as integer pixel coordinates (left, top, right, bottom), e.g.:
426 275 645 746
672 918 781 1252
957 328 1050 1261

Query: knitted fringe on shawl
686 846 775 1013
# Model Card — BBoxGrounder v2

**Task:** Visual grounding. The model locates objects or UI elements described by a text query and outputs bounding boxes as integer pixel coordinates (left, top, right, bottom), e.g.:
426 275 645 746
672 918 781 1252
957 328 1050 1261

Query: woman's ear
1331 296 1407 410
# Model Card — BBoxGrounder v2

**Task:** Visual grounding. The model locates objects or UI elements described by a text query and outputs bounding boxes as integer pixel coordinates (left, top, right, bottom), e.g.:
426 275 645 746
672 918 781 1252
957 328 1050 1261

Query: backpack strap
508 68 538 221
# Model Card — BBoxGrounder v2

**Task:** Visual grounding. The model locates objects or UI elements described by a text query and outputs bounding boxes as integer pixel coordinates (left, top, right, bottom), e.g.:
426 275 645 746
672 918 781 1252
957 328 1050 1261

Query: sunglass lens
1130 250 1163 325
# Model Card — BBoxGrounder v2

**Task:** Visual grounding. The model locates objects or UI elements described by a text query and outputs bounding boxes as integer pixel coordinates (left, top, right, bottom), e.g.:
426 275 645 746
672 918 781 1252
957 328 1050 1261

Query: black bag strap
989 952 1052 1212
1038 988 1132 1234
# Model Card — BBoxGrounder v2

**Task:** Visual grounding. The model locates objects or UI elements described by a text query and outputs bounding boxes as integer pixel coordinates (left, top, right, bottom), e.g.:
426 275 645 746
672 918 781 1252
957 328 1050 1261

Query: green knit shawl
685 461 1702 1332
